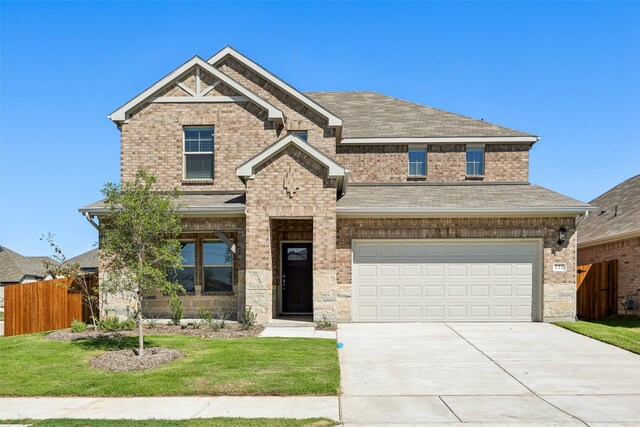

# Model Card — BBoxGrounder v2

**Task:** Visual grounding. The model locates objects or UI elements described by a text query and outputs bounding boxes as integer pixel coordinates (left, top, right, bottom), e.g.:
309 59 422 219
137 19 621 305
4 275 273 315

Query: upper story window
288 130 308 142
466 147 484 177
203 241 233 293
168 241 196 293
408 149 427 176
184 127 214 180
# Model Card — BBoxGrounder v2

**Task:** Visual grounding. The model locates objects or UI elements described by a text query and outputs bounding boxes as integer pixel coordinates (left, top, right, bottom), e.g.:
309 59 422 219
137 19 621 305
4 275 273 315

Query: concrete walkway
0 396 339 421
259 318 337 339
338 322 640 426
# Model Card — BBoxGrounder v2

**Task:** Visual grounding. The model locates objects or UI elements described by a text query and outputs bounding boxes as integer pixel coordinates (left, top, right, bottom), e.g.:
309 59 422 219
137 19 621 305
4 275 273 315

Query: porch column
244 211 273 324
313 214 338 322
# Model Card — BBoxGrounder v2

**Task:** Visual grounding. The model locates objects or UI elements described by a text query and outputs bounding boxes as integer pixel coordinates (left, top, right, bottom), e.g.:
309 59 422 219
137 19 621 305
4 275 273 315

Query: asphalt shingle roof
80 193 246 213
305 91 535 139
0 247 54 284
337 183 590 211
68 249 99 270
578 174 640 245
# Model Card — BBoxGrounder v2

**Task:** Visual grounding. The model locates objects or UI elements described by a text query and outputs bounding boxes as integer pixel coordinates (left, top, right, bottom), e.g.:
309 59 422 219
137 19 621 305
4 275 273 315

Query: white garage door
352 240 539 322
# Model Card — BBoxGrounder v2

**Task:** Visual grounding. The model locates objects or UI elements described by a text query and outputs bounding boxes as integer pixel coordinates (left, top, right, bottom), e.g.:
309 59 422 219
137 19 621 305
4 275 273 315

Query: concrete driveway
338 323 640 426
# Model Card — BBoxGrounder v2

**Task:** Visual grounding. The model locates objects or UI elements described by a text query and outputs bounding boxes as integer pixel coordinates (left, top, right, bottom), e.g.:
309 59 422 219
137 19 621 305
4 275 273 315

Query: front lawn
0 419 336 427
0 333 340 396
555 315 640 355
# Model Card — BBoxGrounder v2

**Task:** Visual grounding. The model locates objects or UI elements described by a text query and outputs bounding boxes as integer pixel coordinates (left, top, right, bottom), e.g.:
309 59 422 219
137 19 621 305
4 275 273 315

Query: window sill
182 179 214 185
407 176 427 181
465 175 485 181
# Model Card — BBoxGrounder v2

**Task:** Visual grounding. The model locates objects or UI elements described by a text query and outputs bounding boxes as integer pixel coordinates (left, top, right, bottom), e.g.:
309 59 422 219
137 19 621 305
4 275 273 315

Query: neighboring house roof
306 91 537 142
0 247 55 284
208 46 343 127
109 56 284 124
67 249 99 270
80 193 246 216
578 174 640 246
336 183 592 216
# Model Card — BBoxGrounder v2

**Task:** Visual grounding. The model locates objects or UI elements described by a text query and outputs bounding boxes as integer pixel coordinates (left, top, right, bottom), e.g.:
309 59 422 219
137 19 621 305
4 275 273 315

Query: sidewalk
0 396 340 421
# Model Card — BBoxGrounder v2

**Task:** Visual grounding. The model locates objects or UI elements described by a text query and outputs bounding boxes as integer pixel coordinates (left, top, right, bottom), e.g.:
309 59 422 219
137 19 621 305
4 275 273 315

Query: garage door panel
352 240 537 322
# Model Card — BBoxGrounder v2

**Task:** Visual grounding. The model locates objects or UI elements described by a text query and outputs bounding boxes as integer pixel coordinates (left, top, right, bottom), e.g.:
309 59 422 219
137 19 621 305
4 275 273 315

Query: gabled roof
236 134 347 179
109 56 284 124
208 46 343 127
306 91 538 142
0 247 55 284
578 174 640 246
67 248 99 270
337 182 593 217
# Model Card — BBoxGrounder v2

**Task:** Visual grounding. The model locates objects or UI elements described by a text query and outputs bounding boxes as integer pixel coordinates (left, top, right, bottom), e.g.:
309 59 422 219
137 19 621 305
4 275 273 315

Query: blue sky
1 1 639 257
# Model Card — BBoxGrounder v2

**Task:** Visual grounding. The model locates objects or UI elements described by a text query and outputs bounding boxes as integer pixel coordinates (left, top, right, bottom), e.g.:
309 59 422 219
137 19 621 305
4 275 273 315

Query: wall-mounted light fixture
558 226 567 245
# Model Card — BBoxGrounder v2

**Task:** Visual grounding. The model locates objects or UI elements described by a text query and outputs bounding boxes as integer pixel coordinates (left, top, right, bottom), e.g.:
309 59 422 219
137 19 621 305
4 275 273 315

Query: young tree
100 169 183 356
41 233 99 330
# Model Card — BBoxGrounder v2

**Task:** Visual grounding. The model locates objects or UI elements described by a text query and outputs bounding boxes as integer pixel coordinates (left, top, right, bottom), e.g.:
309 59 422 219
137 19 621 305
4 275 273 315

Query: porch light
558 226 567 246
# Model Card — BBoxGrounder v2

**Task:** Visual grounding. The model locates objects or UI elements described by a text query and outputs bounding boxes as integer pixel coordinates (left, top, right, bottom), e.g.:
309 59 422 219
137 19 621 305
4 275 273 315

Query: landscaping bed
46 323 265 341
0 419 337 427
555 314 640 355
0 333 340 396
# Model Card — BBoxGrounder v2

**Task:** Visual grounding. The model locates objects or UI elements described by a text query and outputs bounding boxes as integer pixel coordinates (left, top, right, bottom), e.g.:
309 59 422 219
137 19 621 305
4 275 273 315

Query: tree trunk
137 291 144 357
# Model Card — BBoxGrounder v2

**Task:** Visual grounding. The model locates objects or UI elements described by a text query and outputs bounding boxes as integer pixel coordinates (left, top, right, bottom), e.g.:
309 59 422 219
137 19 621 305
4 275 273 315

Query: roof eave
340 136 540 144
578 229 640 248
337 206 594 218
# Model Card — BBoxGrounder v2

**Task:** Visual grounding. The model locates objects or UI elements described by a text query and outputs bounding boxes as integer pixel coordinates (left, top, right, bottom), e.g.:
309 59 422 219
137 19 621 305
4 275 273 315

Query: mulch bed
90 347 184 371
46 323 264 341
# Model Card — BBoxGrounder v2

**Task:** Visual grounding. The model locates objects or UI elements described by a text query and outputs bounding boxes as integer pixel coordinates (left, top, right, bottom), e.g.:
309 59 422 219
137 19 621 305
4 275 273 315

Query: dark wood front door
282 243 313 313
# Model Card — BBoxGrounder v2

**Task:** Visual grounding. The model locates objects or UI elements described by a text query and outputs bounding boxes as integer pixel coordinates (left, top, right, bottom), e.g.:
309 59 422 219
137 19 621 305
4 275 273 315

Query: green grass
0 419 337 427
0 311 4 320
555 315 640 355
0 334 340 396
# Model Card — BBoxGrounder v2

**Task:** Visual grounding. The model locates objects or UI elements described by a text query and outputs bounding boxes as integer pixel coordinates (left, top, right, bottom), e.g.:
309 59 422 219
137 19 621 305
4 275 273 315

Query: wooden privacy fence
3 275 97 337
576 260 618 321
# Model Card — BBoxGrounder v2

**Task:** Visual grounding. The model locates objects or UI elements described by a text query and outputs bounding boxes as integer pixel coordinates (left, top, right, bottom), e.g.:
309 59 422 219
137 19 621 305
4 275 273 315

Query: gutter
336 206 595 218
79 206 246 217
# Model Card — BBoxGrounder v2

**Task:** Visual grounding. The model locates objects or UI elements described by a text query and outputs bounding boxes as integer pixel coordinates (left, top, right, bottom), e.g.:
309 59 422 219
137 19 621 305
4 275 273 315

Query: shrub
98 316 122 332
119 318 136 331
70 319 88 333
145 314 161 329
98 316 136 332
315 314 333 329
239 305 257 330
214 306 231 329
169 293 183 326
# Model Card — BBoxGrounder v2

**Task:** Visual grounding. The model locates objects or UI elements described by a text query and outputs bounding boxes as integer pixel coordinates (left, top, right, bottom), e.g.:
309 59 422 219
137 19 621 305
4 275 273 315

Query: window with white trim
202 241 233 293
466 147 484 176
408 149 427 176
184 127 214 180
168 241 196 293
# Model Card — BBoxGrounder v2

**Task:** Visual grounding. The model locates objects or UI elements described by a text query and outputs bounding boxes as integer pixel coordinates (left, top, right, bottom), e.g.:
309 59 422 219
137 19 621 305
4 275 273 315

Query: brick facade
101 53 575 325
578 237 640 315
336 144 529 183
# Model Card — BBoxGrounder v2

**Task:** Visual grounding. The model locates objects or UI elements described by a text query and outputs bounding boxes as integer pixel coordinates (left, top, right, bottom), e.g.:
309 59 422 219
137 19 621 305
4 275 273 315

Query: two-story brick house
81 46 592 324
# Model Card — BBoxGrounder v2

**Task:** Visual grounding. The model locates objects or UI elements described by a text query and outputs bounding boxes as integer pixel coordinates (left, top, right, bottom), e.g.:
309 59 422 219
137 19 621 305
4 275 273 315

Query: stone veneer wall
577 237 640 315
244 145 338 323
336 217 577 322
336 144 530 183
